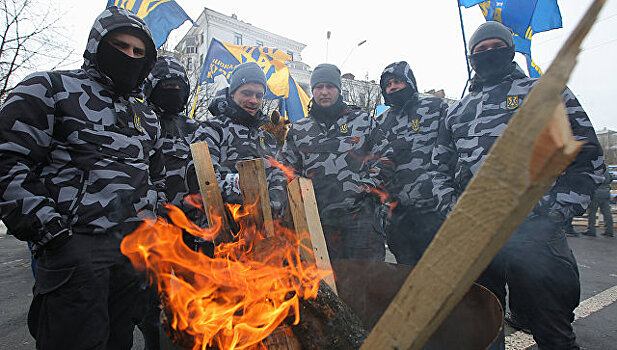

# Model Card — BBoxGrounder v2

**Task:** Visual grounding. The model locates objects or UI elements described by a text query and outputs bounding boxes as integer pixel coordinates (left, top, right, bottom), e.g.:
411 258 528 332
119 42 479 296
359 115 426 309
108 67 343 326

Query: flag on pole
200 38 310 122
459 0 562 78
106 0 196 48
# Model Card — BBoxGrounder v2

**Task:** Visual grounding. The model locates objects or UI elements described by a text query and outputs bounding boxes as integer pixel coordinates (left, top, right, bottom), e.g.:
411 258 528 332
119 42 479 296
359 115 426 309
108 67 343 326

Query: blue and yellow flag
460 0 562 78
106 0 196 48
200 38 309 122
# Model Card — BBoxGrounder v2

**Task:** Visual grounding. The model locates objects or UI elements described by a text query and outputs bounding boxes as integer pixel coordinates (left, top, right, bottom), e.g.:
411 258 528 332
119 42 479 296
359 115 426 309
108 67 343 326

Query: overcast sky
52 0 617 130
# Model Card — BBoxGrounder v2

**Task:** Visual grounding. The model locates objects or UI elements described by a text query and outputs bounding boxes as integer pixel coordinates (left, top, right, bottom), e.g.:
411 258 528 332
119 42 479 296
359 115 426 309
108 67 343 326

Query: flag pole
458 1 472 98
189 85 201 119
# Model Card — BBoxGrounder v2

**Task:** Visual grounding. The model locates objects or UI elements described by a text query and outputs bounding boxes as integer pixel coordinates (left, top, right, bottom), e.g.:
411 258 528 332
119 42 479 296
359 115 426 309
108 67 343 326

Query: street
1 223 615 350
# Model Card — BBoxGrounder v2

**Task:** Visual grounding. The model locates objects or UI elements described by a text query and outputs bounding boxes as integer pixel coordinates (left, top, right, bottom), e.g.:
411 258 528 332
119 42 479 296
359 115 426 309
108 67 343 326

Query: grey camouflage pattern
377 62 448 208
204 88 286 214
0 7 165 241
379 61 418 94
145 56 208 208
144 56 189 98
281 105 391 216
431 64 604 219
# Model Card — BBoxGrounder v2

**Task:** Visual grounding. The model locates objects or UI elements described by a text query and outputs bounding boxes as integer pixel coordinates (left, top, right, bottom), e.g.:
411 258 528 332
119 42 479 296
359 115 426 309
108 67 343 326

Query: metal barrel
332 259 503 350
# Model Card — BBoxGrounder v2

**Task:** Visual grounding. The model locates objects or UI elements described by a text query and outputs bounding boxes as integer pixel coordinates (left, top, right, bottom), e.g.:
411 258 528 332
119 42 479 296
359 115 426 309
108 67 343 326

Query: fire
267 157 296 182
121 199 329 349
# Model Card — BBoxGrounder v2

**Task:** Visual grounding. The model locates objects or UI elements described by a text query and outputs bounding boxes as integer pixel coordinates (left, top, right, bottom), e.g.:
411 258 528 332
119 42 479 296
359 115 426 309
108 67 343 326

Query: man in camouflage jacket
0 7 164 349
205 62 286 216
145 56 211 233
142 55 212 349
431 22 604 349
281 63 391 261
377 61 449 266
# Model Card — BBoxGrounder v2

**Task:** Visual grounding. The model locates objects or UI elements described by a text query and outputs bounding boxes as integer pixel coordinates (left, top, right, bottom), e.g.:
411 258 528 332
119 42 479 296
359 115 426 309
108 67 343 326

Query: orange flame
121 202 329 349
267 157 296 183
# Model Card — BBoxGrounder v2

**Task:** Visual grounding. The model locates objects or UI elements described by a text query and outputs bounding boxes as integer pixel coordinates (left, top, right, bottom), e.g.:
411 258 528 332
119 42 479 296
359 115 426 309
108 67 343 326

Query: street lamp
340 39 367 70
326 31 331 62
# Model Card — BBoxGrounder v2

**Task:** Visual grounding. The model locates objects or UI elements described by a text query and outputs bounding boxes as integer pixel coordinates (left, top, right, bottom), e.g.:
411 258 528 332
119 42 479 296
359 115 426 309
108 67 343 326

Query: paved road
1 225 615 349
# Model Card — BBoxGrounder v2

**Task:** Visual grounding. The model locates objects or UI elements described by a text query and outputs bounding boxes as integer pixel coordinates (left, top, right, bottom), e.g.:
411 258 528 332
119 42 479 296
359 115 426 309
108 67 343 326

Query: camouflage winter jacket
281 101 391 217
145 56 209 209
0 7 165 242
431 64 604 220
377 62 449 209
205 88 286 214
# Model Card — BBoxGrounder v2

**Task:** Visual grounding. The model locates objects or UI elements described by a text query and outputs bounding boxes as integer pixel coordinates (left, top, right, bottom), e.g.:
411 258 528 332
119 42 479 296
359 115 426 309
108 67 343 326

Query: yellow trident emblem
506 96 520 110
410 119 420 132
340 123 349 134
133 113 144 133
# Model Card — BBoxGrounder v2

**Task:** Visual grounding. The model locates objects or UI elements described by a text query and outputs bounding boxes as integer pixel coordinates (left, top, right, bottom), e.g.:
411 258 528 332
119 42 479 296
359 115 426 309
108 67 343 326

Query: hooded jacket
281 99 392 217
377 62 449 209
204 88 286 213
0 7 165 241
431 63 604 219
145 56 209 209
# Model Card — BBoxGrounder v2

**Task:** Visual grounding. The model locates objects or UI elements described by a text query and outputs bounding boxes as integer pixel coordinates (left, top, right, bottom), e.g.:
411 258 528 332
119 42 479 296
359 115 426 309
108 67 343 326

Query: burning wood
121 200 329 349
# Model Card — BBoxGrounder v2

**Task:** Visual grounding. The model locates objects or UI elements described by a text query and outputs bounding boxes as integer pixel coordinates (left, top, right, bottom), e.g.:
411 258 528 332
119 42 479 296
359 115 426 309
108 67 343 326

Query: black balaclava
149 78 189 114
97 27 150 95
388 84 416 109
468 21 516 84
469 46 515 83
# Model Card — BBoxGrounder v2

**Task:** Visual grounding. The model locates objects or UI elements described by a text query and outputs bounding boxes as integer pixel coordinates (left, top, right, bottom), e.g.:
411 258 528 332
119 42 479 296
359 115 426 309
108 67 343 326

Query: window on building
256 40 264 47
185 36 196 54
286 50 294 61
342 90 350 101
187 57 193 71
234 33 242 45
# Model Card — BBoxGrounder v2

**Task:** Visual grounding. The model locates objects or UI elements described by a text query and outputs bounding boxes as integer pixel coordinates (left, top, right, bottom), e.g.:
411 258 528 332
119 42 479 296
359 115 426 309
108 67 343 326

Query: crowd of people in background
0 6 610 350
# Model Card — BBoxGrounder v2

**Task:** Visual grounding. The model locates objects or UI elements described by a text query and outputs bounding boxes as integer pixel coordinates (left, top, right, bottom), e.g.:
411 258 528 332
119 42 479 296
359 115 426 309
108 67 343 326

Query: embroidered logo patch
133 113 144 133
506 96 520 110
410 119 420 132
340 123 349 134
259 136 266 150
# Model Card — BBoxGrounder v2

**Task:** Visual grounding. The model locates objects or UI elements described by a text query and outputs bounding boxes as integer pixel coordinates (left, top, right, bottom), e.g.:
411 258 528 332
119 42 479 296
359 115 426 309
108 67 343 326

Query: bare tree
0 0 75 102
341 73 382 117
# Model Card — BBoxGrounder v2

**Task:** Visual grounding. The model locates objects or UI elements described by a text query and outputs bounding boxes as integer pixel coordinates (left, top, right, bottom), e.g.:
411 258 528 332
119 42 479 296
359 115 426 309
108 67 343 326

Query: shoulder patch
133 113 144 133
506 96 520 110
410 118 420 132
340 123 349 134
259 136 266 150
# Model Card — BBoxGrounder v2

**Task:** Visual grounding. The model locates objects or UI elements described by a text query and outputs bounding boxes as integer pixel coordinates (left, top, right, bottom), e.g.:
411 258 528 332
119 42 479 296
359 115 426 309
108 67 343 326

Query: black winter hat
229 62 267 94
468 21 514 52
310 63 341 91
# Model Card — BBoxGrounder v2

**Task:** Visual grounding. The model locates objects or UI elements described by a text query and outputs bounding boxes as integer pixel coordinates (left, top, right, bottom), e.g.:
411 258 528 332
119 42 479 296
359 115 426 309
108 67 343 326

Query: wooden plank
237 158 275 238
189 142 232 244
360 1 606 349
287 177 338 295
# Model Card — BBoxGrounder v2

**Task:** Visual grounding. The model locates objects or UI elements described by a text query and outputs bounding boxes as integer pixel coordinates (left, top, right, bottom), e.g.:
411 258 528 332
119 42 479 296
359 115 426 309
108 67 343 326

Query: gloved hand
224 173 241 196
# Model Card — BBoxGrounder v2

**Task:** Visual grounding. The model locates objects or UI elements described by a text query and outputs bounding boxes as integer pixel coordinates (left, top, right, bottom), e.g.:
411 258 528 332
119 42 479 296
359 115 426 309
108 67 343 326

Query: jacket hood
144 56 190 98
380 61 418 106
82 6 157 92
208 87 269 128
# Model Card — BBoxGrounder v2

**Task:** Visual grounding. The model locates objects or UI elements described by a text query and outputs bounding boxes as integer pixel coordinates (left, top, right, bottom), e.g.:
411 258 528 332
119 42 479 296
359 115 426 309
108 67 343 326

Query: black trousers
320 201 385 261
29 233 146 350
477 215 580 350
386 206 445 266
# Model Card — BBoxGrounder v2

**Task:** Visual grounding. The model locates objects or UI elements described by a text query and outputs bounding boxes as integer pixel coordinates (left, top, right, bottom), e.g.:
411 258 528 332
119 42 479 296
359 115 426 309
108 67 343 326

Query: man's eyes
242 91 263 99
